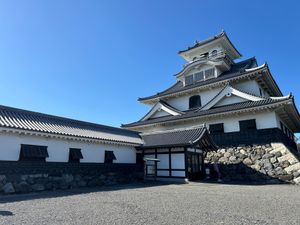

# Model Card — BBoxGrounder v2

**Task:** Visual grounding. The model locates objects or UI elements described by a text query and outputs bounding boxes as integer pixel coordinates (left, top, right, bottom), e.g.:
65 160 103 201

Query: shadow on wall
205 163 288 185
0 182 177 204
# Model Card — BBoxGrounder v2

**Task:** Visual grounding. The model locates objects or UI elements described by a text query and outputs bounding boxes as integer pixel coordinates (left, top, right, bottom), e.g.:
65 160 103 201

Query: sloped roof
123 96 295 128
139 57 258 101
198 84 265 111
139 126 217 151
0 105 143 145
178 31 242 57
140 100 184 121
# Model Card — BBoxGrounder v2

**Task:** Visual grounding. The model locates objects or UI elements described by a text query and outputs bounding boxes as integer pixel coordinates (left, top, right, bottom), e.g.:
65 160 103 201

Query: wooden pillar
169 147 172 177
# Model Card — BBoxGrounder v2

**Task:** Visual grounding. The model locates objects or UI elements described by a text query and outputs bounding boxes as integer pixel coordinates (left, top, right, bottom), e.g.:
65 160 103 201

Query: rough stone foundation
0 162 143 194
205 143 300 184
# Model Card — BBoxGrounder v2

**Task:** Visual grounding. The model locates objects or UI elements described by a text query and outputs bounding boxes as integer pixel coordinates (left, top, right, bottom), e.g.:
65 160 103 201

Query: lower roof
138 126 217 151
123 96 300 132
0 104 143 145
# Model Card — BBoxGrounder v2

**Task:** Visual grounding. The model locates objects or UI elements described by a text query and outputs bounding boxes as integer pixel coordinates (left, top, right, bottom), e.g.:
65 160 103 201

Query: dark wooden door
186 152 203 181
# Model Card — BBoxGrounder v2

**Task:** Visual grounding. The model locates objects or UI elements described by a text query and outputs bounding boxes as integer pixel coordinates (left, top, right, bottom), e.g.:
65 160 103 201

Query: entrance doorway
186 152 204 181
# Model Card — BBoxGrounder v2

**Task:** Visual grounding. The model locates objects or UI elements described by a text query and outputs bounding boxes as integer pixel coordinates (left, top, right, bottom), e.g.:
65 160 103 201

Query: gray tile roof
139 126 217 150
178 31 242 57
0 105 143 145
139 57 258 101
123 97 292 128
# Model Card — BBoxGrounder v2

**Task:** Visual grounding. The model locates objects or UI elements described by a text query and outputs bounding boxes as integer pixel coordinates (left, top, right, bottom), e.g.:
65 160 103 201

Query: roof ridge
139 57 260 102
138 81 182 102
0 104 138 135
178 31 226 54
232 85 268 99
159 100 184 114
123 97 293 128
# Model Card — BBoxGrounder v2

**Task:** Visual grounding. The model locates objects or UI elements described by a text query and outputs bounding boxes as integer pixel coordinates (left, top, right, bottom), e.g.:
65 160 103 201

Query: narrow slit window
19 144 49 162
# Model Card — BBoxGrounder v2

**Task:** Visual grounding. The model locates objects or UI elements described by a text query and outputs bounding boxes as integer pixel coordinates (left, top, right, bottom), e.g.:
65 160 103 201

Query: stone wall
211 128 297 151
0 162 143 194
205 143 300 184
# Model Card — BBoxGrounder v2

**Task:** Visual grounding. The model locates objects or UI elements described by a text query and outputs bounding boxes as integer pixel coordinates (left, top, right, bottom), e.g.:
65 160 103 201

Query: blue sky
0 1 299 133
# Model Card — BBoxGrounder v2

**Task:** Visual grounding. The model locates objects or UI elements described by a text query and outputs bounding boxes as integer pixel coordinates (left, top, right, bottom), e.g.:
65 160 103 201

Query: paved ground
0 182 299 225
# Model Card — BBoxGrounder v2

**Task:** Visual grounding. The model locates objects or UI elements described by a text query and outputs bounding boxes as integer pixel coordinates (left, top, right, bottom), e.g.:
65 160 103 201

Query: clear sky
0 1 299 135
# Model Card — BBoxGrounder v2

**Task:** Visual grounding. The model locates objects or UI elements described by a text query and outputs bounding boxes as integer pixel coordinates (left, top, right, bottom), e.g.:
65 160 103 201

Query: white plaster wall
157 154 169 169
157 171 169 176
161 79 267 113
171 171 185 177
0 132 136 163
234 80 264 97
166 87 222 111
214 95 246 107
139 111 279 134
151 110 170 118
171 154 185 169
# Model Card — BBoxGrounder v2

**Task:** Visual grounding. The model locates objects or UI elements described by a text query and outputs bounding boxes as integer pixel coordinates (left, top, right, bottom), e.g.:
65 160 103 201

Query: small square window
185 75 194 86
205 68 215 79
239 119 256 131
104 151 116 164
69 148 83 163
194 71 204 82
209 123 224 133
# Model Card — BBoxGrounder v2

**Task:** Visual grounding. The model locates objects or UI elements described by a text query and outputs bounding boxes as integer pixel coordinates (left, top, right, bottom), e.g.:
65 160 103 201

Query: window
185 75 194 86
104 151 116 164
194 71 204 82
239 119 257 131
211 50 218 57
69 148 83 163
209 123 224 134
189 95 201 109
19 144 49 161
205 68 215 79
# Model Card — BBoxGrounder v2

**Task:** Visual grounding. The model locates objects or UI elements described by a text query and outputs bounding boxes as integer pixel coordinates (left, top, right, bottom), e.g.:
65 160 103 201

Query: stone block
2 182 15 194
14 181 32 194
243 158 252 166
294 176 300 184
0 175 7 184
284 162 300 173
278 174 293 181
31 184 45 192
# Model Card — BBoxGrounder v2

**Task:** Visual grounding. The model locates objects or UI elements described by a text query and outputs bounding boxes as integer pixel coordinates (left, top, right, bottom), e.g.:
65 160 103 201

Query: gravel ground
0 182 299 225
